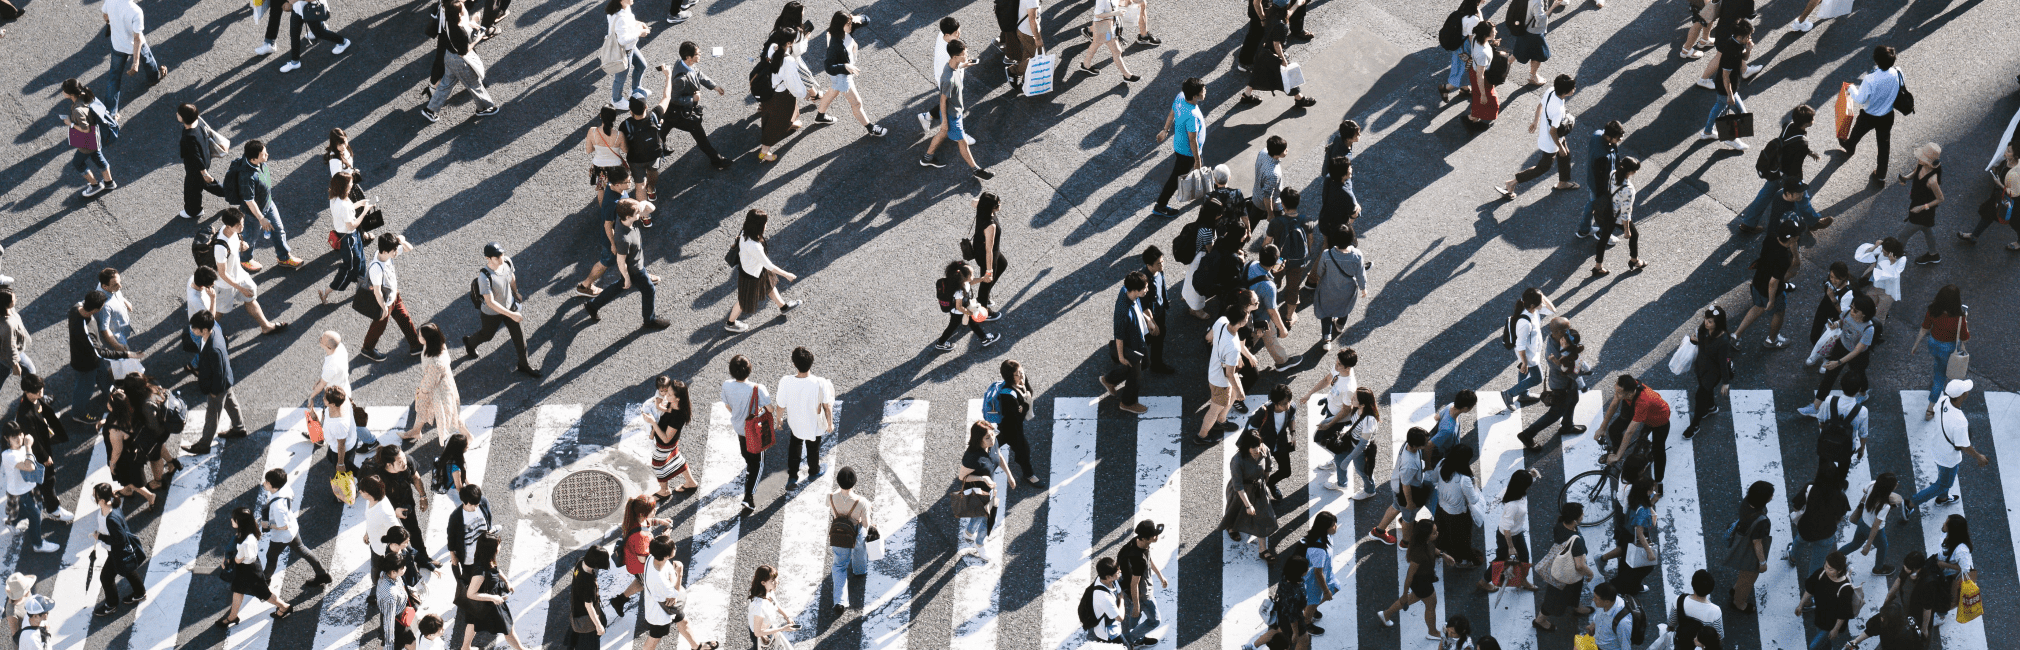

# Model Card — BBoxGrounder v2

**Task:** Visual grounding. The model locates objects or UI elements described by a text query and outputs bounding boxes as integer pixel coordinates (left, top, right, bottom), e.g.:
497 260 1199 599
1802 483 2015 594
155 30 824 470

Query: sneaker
48 507 74 523
1276 354 1302 369
1308 625 1325 637
1150 206 1178 218
1323 480 1345 491
1873 564 1896 575
332 39 352 54
360 348 387 362
642 318 671 330
980 332 1003 347
1790 20 1812 31
1719 139 1750 151
30 542 57 554
277 257 306 268
973 168 994 181
963 133 977 146
866 124 888 137
666 10 690 24
419 107 439 123
813 113 837 124
473 105 501 117
254 41 275 55
81 183 104 197
409 344 425 357
916 112 933 134
1135 637 1161 646
1796 404 1819 418
102 180 118 191
920 154 944 168
1352 490 1378 501
1119 402 1149 414
932 341 955 352
1744 64 1764 78
1137 33 1161 45
1915 252 1942 265
724 320 750 333
1695 78 1715 90
1230 400 1249 414
279 59 302 72
1934 495 1959 506
1698 130 1717 140
1369 527 1398 545
1763 335 1790 349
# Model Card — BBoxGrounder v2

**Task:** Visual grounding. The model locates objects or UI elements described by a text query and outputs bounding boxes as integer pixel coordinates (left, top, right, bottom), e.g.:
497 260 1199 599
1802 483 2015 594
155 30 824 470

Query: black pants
666 117 724 162
1594 218 1639 264
265 535 330 579
1644 422 1673 482
1237 17 1264 66
263 0 286 41
1610 561 1656 595
1686 382 1718 432
1814 349 1871 401
1517 389 1579 444
1146 313 1167 369
997 421 1036 479
785 435 821 481
183 170 226 217
1104 348 1141 405
288 13 345 61
974 255 1007 306
936 312 987 345
1843 111 1894 175
1155 152 1196 210
1288 1 1309 35
467 313 531 368
99 558 145 605
1266 444 1293 491
1515 150 1573 185
398 508 430 558
740 447 762 506
475 0 511 29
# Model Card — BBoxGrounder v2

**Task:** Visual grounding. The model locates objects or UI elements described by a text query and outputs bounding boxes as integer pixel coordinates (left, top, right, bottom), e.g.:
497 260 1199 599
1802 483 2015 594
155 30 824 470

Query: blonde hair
1914 142 1941 164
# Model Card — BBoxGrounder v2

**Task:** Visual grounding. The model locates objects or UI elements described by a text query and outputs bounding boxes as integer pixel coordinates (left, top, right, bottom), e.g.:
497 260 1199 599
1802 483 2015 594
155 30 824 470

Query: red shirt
1631 389 1671 427
624 530 650 575
1921 313 1970 344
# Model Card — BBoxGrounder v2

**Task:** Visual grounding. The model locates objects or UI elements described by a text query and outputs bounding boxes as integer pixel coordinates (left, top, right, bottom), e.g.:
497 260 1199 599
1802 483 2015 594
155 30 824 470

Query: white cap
4 573 30 601
1945 379 1974 399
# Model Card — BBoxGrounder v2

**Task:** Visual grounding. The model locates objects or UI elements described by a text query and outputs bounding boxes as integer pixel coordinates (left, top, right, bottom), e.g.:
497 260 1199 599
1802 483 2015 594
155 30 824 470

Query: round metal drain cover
552 470 626 521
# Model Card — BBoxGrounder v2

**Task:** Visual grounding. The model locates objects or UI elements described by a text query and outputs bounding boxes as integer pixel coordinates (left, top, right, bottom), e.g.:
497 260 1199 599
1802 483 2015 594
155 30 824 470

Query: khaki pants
1013 33 1039 84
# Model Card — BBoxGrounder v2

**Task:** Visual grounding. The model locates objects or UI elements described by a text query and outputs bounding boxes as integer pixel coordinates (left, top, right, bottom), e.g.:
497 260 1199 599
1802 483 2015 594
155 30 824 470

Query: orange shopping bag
1834 82 1856 140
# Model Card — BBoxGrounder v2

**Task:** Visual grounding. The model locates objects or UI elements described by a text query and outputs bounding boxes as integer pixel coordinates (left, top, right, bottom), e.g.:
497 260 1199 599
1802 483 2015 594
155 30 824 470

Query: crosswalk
11 389 2020 650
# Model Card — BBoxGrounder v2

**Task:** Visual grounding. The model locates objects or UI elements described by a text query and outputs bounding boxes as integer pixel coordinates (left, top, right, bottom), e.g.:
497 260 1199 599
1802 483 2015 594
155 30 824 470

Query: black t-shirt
1118 541 1150 582
615 221 645 273
1716 0 1755 27
621 111 664 163
570 567 602 619
1775 124 1812 182
993 0 1020 31
1715 36 1748 91
999 387 1031 430
1554 523 1588 558
1804 569 1853 624
1751 243 1791 295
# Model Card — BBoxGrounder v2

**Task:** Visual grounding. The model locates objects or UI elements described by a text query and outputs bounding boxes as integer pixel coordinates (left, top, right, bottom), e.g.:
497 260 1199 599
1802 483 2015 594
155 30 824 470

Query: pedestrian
314 175 370 305
1590 156 1645 275
1113 520 1167 644
462 244 538 376
1318 157 1359 241
1150 79 1206 219
1606 479 1660 594
1221 431 1279 561
1795 295 1875 418
565 548 609 649
1957 168 2020 249
1843 604 1921 650
318 386 356 473
827 466 870 613
1886 554 1943 637
1729 222 1798 348
1248 136 1289 228
1894 143 1944 264
754 27 805 164
920 40 992 179
438 434 475 502
1175 204 1221 319
605 0 651 108
643 378 698 495
201 210 291 337
915 18 963 136
278 0 351 73
1530 504 1594 632
1908 285 1967 420
1135 248 1175 375
101 388 157 509
1459 21 1501 127
1378 520 1449 639
1931 515 1976 622
67 291 135 425
1076 0 1140 82
0 427 53 554
447 484 494 588
86 483 146 617
1837 472 1901 575
1717 481 1774 613
569 166 632 299
1796 552 1853 650
1192 301 1251 444
964 193 1011 314
1790 473 1848 581
1494 75 1579 198
643 533 710 650
1680 306 1733 439
776 346 834 486
180 312 245 456
1906 380 1987 513
1504 0 1557 85
621 90 669 203
1853 237 1905 325
723 355 777 513
1735 107 1820 233
931 261 998 351
358 233 421 361
227 141 307 271
460 532 527 650
1839 46 1905 184
100 0 168 117
664 43 734 170
1261 189 1312 317
583 201 669 329
1299 226 1361 350
954 421 1013 562
1246 384 1298 500
1600 376 1672 482
1432 444 1486 569
1369 427 1429 545
421 0 501 122
258 468 332 587
1427 391 1475 460
221 506 296 628
374 446 432 560
1009 0 1042 93
748 566 797 649
1099 271 1152 414
1670 571 1726 642
1484 467 1540 592
1312 372 1378 497
418 615 447 650
64 106 116 198
725 209 801 333
1697 20 1755 150
1236 5 1316 108
0 293 32 388
1677 0 1715 58
1694 0 1760 87
1438 0 1485 101
813 12 887 136
607 495 666 615
1245 247 1300 369
584 107 628 206
1081 558 1126 643
1588 583 1631 650
1500 288 1553 407
376 554 416 648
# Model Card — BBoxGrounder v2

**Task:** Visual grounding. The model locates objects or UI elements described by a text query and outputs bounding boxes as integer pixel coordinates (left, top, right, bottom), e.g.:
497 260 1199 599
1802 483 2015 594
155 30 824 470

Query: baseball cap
483 242 505 258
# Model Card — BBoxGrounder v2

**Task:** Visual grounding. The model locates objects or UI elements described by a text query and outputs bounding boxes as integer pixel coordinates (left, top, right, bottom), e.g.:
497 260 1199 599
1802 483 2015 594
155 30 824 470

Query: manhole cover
552 470 626 521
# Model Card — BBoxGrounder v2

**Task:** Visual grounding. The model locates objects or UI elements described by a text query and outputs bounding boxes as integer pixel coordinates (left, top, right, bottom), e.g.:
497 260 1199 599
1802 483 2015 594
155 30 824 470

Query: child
66 106 115 197
417 613 446 650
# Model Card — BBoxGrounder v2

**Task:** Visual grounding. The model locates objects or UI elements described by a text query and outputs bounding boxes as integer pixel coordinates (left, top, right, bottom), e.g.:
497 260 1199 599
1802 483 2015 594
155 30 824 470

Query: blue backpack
982 381 1009 424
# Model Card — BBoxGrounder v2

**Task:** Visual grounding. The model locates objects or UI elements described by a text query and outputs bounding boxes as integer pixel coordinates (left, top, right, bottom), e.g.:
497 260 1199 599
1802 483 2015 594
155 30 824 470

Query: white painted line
1559 390 1616 605
862 399 930 650
1222 395 1276 650
1127 396 1181 644
223 408 340 650
589 402 657 650
309 406 413 650
1901 390 1988 649
417 405 498 623
779 402 843 644
1728 390 1807 650
1650 389 1700 607
1040 399 1099 650
951 399 1006 650
1477 394 1536 650
682 402 746 649
42 419 118 648
1305 395 1355 650
128 406 221 650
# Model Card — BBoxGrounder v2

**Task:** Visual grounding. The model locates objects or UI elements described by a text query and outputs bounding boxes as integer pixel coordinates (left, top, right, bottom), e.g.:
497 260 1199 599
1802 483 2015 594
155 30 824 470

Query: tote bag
1022 50 1056 96
1668 337 1697 375
600 15 631 74
1281 63 1306 91
1946 314 1970 379
742 387 776 454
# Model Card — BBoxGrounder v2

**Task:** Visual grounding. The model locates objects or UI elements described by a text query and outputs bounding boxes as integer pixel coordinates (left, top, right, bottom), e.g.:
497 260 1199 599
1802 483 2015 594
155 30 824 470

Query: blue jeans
1809 626 1839 650
1332 437 1373 490
1503 364 1541 402
106 45 163 117
1579 190 1599 235
959 516 988 550
1835 518 1888 568
587 271 657 322
255 201 296 262
829 542 866 606
69 357 110 421
1445 50 1465 87
1123 579 1160 644
1909 463 1957 507
611 51 646 105
1795 534 1836 583
1702 92 1746 139
1924 337 1956 405
1735 178 1780 228
7 493 42 545
330 230 365 291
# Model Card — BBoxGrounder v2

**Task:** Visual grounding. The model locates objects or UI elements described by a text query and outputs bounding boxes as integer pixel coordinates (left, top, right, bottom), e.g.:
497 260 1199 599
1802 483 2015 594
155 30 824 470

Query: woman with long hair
1908 285 1968 420
643 377 699 494
726 209 802 332
813 12 886 136
1681 305 1732 439
1311 366 1378 497
439 432 472 504
968 193 1009 313
220 507 293 627
1591 156 1644 276
405 324 470 442
954 421 1012 562
102 387 156 509
748 565 797 649
932 261 997 351
1936 515 1976 620
1895 142 1944 263
1301 511 1342 626
1378 520 1449 640
1236 4 1316 108
125 374 180 490
584 105 629 204
1438 0 1484 101
462 532 526 650
1721 481 1774 612
1221 431 1280 561
1606 478 1661 594
1077 0 1140 82
1431 444 1484 568
320 172 371 303
608 495 670 615
756 26 809 164
1480 467 1539 592
604 0 652 108
1837 472 1901 575
1459 20 1499 126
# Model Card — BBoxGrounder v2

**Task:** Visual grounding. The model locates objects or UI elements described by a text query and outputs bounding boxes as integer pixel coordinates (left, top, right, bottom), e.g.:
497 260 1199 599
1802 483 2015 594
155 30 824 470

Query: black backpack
621 113 665 160
1484 49 1511 86
1438 11 1466 50
1193 248 1243 298
1172 223 1207 266
220 160 244 203
749 58 776 101
1755 132 1790 180
1817 398 1859 472
159 391 189 436
192 227 222 270
1077 583 1113 630
468 259 515 312
1501 314 1520 349
1616 594 1648 645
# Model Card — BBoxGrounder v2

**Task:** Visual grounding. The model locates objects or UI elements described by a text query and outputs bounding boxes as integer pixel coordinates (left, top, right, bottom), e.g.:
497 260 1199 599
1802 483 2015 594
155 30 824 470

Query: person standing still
359 233 423 361
920 40 993 180
181 311 246 456
1150 78 1206 218
1496 75 1578 198
776 346 834 486
228 141 307 270
1840 46 1905 184
465 243 539 377
100 0 168 118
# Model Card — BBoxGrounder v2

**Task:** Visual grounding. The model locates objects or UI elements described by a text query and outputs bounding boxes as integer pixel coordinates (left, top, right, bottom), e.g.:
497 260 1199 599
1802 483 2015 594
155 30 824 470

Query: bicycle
1558 429 1643 528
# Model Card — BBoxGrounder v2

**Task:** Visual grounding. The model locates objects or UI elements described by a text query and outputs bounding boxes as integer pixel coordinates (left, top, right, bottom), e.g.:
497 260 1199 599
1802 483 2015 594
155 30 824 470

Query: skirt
1248 50 1288 94
652 441 689 481
736 269 778 314
1434 509 1480 562
759 93 796 147
230 563 274 599
1512 29 1551 63
1467 71 1501 121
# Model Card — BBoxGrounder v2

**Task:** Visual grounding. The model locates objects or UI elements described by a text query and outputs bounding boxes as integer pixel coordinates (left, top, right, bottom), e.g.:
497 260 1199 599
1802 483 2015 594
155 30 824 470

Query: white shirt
609 10 640 52
1536 93 1569 153
365 498 398 556
186 278 214 317
643 560 681 625
1854 243 1906 300
738 236 782 278
1852 481 1896 529
328 156 355 177
235 535 261 564
1514 310 1547 366
2 448 31 496
1321 369 1357 419
1434 471 1483 522
776 374 835 441
321 344 352 397
1943 543 1974 574
1934 400 1969 467
1206 319 1241 389
1679 596 1724 636
104 0 145 54
1088 582 1123 640
262 492 299 543
417 635 446 650
1498 496 1529 536
1820 396 1869 443
323 404 356 444
1016 0 1041 35
217 233 253 286
747 597 786 640
366 258 398 298
331 198 358 233
931 36 956 84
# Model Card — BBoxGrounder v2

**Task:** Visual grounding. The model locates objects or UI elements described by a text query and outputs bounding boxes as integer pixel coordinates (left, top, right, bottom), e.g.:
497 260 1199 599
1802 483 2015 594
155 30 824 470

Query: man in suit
1245 383 1298 501
1102 272 1151 415
182 311 245 456
90 483 147 616
1138 248 1175 375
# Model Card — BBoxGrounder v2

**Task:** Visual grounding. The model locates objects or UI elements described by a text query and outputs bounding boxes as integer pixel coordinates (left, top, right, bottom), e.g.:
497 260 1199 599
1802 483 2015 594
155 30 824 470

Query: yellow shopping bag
1573 634 1599 650
1957 579 1983 624
330 470 356 505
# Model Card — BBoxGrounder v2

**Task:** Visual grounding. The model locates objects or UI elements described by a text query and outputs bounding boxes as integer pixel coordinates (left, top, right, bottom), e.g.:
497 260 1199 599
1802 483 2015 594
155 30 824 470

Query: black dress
108 428 149 488
1248 20 1290 93
467 568 514 634
1905 166 1941 226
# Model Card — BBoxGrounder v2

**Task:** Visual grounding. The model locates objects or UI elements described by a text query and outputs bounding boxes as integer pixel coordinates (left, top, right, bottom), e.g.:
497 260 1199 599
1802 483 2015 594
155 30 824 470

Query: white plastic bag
1022 51 1057 96
1281 63 1305 91
1668 337 1697 375
1814 0 1852 21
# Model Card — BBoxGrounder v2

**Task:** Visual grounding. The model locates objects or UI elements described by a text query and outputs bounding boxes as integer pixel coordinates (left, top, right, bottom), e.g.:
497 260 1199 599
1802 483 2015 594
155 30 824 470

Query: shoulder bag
352 261 387 320
1945 312 1969 380
600 15 631 73
1537 535 1584 587
1892 69 1914 116
742 386 776 454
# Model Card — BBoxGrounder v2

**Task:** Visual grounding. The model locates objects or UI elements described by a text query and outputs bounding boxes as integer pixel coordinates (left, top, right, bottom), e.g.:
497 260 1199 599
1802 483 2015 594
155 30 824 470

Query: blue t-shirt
1171 94 1204 157
1245 261 1276 309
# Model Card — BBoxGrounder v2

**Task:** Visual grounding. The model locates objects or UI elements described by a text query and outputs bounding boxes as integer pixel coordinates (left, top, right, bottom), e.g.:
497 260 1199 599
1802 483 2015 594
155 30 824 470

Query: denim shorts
948 114 967 142
1750 283 1784 312
72 149 109 174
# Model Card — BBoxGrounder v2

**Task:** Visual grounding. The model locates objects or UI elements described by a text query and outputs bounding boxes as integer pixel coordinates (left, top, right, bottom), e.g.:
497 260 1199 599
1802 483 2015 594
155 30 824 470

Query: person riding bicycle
1598 375 1673 485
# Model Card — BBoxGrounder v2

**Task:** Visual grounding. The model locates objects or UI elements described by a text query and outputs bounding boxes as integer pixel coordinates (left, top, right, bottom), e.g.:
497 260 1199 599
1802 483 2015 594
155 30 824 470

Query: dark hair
679 41 699 59
1744 480 1775 508
189 311 217 332
1502 468 1533 501
946 260 974 284
1615 374 1642 391
790 346 814 373
1628 478 1656 512
1593 581 1618 601
382 524 411 546
1603 120 1625 140
324 385 348 407
742 209 770 243
1694 626 1723 650
1236 430 1264 452
1307 511 1337 547
1873 45 1897 69
61 79 94 103
1472 19 1495 40
629 96 648 116
1692 569 1715 596
1445 614 1471 638
1141 246 1163 266
1828 261 1851 281
1928 285 1963 318
583 546 612 571
420 613 445 636
265 468 288 489
1269 383 1293 405
1258 245 1281 269
0 292 11 311
729 354 752 381
1406 426 1428 448
231 506 262 543
1097 556 1119 579
1280 187 1300 210
220 207 244 228
1439 444 1476 482
1327 155 1352 182
474 531 503 568
946 38 967 57
1791 105 1817 127
93 482 115 504
82 290 108 312
1000 359 1021 383
968 420 992 450
1181 77 1206 102
1826 551 1847 572
1454 390 1477 410
1559 502 1584 524
443 432 470 471
1266 136 1288 157
749 565 778 598
1851 293 1876 319
244 139 266 160
421 324 447 357
829 11 852 36
650 534 675 560
1354 387 1380 421
378 232 403 253
938 16 959 34
603 0 623 14
1615 156 1642 185
460 483 483 505
1553 74 1576 95
1941 514 1971 553
1733 19 1754 35
177 103 199 124
359 474 386 501
1123 270 1149 293
837 466 858 490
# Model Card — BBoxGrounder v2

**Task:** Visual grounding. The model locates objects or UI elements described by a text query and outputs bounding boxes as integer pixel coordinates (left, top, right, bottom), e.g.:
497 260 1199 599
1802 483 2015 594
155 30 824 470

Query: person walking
1432 445 1490 571
1607 479 1660 594
88 482 148 617
748 566 797 650
1838 472 1901 575
1248 136 1289 228
1437 0 1485 101
406 325 469 445
1697 21 1755 151
464 243 538 377
725 209 801 332
1101 271 1152 415
220 506 295 627
664 42 734 169
1235 5 1316 109
827 466 870 613
258 469 333 587
1530 505 1594 632
1245 247 1300 370
1009 0 1042 94
1797 552 1854 650
0 427 54 555
1891 143 1945 264
1378 521 1450 640
1482 468 1540 592
1318 156 1359 241
607 495 665 616
1082 558 1127 644
359 233 422 361
1590 157 1645 276
954 421 1013 562
569 167 633 299
1222 431 1279 561
754 27 806 165
1730 223 1798 348
1906 380 1988 514
1908 286 1967 420
916 18 962 136
1138 248 1174 375
1735 107 1821 233
1854 236 1906 325
1368 427 1428 545
446 484 494 589
1795 295 1875 418
181 312 245 456
67 291 134 425
1458 21 1501 127
643 378 698 495
1500 288 1553 407
227 141 307 271
920 40 992 179
1193 302 1250 445
1721 481 1774 613
1839 46 1905 184
605 0 652 108
968 193 1010 314
101 388 158 509
1076 0 1140 82
421 0 501 122
204 209 291 336
723 355 777 513
278 0 351 73
1957 168 2020 249
318 173 371 305
1311 367 1378 497
1246 384 1298 501
460 532 528 650
100 0 168 118
0 294 30 389
583 107 628 206
1260 189 1311 317
1790 474 1849 581
776 346 834 486
1307 225 1366 350
642 534 712 650
1504 0 1557 85
1680 306 1733 439
1118 520 1168 645
813 13 887 136
931 261 998 351
586 201 670 329
373 446 432 559
63 106 116 198
1494 75 1579 198
375 554 416 648
621 94 669 204
565 548 609 650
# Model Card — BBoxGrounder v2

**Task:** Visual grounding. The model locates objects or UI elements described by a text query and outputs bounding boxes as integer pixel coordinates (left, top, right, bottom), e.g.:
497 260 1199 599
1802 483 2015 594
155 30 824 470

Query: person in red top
1909 285 1970 420
608 495 669 616
1599 375 1672 483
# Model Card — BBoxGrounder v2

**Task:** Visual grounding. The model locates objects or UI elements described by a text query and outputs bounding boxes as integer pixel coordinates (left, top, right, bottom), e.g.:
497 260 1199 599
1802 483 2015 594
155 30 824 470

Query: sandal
1258 550 1277 562
2007 242 2020 251
1628 260 1648 271
273 605 293 619
1552 182 1581 191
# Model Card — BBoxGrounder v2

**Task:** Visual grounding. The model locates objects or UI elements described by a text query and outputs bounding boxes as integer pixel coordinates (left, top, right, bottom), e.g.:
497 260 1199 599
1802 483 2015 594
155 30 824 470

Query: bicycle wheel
1561 469 1616 528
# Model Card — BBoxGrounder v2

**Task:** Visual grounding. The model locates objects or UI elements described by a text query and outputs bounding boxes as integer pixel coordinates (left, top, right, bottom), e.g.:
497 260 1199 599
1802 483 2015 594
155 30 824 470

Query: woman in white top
747 565 796 649
1076 0 1140 82
1837 473 1901 574
221 507 293 627
1431 444 1486 568
1854 237 1907 322
1590 156 1643 276
757 26 813 163
812 12 887 137
321 386 357 474
1480 467 1540 592
725 209 801 333
604 0 651 108
319 172 371 304
1309 371 1378 499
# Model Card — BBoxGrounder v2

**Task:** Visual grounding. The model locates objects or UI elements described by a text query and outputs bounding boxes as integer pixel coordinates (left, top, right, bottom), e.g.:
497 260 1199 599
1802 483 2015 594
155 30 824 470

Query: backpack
621 113 665 161
749 58 776 101
192 227 222 270
1755 131 1796 180
1077 583 1113 631
1273 217 1310 262
220 160 245 203
1616 595 1648 645
981 381 1009 424
159 391 189 435
1172 223 1207 266
468 260 514 311
1192 248 1242 298
935 278 959 311
1484 49 1511 86
1438 11 1466 50
1501 314 1520 349
1817 397 1859 473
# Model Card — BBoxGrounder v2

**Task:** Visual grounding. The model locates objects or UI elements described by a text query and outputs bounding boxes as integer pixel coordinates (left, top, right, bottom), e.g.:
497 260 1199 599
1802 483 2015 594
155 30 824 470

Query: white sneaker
332 39 352 54
1794 20 1814 32
955 546 973 557
1324 480 1346 491
178 210 196 219
1698 130 1717 140
0 276 11 286
254 41 275 55
916 112 933 134
279 60 302 73
963 133 977 146
1720 139 1750 151
30 542 56 554
1694 78 1715 90
1744 64 1764 78
48 507 73 523
1352 490 1378 501
1686 49 1703 59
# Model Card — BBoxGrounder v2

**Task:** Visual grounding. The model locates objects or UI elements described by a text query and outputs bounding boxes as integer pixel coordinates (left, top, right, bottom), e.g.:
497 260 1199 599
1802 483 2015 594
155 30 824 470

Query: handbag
397 606 416 628
1956 578 1982 623
331 469 357 505
306 408 325 445
1280 62 1305 91
1022 50 1056 96
742 387 776 454
216 560 237 584
1945 314 1970 379
1892 70 1914 116
357 206 386 233
1715 111 1755 140
599 16 631 73
353 264 388 320
300 0 330 22
1537 535 1583 587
